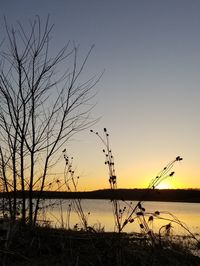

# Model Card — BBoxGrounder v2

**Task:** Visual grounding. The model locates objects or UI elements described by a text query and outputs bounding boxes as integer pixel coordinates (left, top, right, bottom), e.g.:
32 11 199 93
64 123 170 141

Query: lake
40 199 200 236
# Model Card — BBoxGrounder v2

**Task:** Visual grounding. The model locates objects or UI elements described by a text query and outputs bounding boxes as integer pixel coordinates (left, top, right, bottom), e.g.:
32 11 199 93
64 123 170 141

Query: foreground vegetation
0 223 200 266
0 128 199 265
1 129 199 265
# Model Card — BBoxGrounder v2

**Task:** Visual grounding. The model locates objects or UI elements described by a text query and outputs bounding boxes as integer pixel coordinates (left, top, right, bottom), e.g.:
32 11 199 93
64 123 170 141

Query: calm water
40 199 200 236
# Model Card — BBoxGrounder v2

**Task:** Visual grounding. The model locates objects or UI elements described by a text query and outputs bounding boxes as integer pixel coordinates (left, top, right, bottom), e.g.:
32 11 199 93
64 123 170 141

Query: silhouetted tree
0 16 100 225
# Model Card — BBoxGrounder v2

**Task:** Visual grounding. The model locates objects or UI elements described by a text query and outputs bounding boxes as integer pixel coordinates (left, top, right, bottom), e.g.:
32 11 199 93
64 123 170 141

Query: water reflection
40 199 200 236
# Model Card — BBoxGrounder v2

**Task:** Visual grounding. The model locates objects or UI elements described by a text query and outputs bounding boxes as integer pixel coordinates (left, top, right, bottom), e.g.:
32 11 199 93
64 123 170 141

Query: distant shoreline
1 189 200 203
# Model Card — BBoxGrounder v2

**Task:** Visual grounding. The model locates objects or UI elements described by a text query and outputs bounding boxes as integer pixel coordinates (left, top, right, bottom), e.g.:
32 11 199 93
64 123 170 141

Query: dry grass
0 223 200 266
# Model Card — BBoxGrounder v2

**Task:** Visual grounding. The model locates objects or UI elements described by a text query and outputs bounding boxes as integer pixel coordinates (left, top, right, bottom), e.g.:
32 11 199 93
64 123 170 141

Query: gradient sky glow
1 0 200 190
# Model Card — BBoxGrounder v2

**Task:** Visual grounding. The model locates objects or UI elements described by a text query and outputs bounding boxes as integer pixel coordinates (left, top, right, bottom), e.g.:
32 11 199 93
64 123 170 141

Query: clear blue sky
1 0 200 190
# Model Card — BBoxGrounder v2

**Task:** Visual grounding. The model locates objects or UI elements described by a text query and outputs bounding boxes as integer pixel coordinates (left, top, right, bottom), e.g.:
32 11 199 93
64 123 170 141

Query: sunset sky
1 0 200 190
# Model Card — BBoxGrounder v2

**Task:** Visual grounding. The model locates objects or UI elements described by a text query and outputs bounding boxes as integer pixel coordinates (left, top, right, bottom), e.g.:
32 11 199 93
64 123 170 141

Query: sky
0 0 200 190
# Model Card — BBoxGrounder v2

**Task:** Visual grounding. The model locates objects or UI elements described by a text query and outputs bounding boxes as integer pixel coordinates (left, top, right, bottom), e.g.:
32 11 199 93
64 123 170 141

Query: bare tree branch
0 16 101 225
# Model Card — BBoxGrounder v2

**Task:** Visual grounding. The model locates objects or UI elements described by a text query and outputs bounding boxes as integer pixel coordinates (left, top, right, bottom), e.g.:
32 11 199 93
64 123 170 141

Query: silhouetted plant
62 150 89 230
30 151 90 230
90 128 122 232
147 156 183 189
91 128 200 249
121 156 183 232
122 160 200 247
121 157 198 246
155 211 200 246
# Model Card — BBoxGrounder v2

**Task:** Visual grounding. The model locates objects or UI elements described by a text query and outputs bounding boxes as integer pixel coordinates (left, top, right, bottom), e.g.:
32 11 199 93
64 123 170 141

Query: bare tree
0 16 100 225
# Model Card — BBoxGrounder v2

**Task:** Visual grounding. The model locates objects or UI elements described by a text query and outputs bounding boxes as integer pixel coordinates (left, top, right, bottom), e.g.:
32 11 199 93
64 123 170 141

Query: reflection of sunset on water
43 199 200 235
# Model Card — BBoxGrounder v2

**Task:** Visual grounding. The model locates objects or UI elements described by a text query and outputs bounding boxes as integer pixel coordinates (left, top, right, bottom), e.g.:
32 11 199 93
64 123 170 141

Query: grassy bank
1 223 200 266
